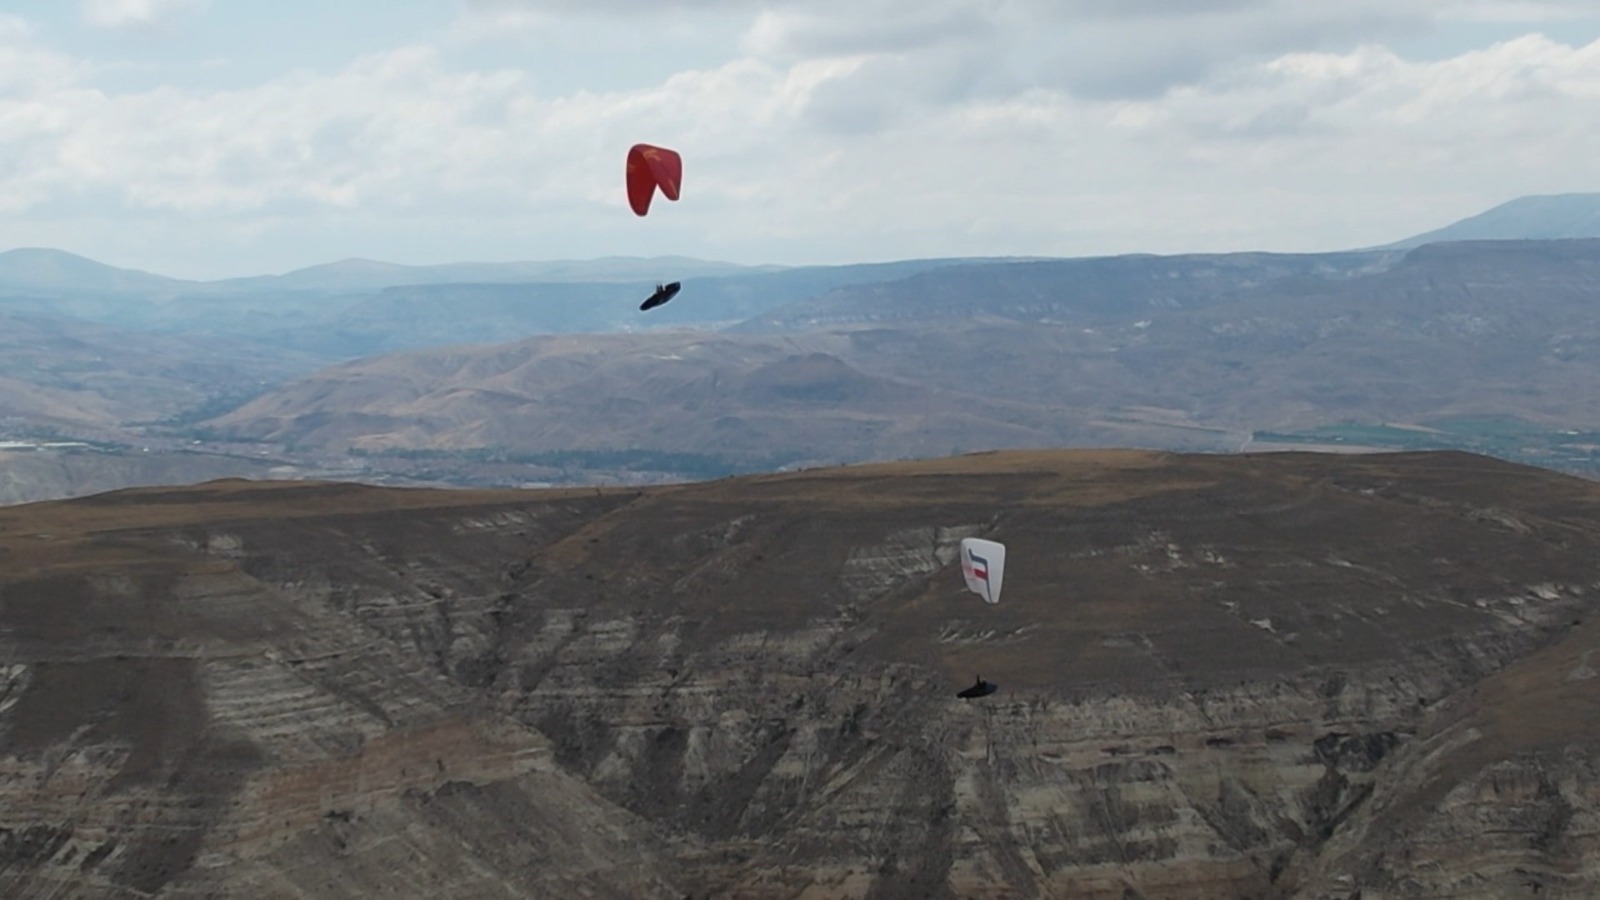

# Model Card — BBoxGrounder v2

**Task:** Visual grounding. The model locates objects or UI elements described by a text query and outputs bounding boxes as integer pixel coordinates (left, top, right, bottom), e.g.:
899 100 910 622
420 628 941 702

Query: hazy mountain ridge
0 249 775 297
196 239 1600 481
0 310 322 434
1379 192 1600 248
3 450 1600 896
5 198 1600 499
0 247 191 296
733 249 1401 332
303 258 987 355
0 253 980 357
0 445 288 505
207 255 783 292
7 192 1596 299
0 255 988 448
200 332 1056 466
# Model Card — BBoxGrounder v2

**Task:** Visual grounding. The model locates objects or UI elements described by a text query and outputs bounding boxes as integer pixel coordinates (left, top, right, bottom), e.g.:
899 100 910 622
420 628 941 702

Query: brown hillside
1 450 1599 897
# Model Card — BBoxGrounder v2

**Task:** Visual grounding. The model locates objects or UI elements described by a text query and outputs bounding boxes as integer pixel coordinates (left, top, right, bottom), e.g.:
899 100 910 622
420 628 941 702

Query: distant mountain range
208 255 784 292
0 248 779 296
1378 193 1600 248
5 195 1600 499
0 246 991 351
4 192 1597 296
730 250 1399 333
201 238 1600 477
0 247 189 296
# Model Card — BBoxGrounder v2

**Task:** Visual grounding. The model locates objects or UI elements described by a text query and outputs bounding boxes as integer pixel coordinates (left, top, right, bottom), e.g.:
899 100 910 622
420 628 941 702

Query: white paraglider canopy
959 537 1005 604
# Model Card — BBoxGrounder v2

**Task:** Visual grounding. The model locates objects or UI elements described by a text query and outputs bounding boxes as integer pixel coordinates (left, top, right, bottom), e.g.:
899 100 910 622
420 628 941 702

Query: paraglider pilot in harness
640 281 681 311
957 676 997 699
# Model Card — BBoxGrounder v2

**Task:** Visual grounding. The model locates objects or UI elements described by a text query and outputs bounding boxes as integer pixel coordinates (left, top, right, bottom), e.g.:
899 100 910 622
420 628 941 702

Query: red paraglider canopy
626 143 682 216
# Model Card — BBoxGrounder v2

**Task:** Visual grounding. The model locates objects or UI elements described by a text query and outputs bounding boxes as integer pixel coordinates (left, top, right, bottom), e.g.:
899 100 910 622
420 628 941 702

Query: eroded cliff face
0 484 684 899
2 451 1600 898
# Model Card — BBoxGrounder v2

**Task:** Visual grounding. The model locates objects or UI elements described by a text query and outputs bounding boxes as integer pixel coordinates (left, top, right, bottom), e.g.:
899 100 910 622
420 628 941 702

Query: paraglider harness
640 281 681 311
957 675 997 699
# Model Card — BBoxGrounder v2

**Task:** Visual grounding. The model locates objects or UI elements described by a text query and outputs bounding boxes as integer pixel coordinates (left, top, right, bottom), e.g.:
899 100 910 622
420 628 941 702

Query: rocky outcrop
3 451 1600 897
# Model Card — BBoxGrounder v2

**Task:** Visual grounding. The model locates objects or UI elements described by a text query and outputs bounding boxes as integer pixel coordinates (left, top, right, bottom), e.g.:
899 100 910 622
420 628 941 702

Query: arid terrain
2 449 1599 897
189 239 1600 482
7 223 1600 503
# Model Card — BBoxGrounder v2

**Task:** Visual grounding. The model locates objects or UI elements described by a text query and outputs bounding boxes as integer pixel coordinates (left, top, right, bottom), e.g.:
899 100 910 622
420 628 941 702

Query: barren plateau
2 449 1600 898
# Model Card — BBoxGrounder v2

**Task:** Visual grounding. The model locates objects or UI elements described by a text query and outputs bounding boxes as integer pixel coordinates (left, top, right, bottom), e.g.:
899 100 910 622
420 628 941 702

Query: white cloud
453 0 749 41
724 0 1439 100
464 0 748 12
448 3 557 41
0 14 33 43
1440 0 1600 22
452 0 1600 104
0 2 1597 276
742 1 998 61
81 0 205 30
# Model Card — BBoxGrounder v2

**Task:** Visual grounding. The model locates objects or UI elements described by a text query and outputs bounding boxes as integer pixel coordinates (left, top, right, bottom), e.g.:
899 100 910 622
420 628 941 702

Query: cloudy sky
1 1 1598 279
